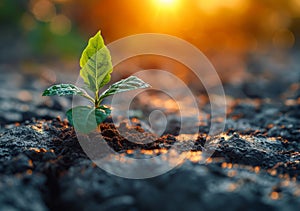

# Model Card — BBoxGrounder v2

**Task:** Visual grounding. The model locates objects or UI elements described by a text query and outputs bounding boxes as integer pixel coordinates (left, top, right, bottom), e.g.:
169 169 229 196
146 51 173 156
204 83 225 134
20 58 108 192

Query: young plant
43 31 150 133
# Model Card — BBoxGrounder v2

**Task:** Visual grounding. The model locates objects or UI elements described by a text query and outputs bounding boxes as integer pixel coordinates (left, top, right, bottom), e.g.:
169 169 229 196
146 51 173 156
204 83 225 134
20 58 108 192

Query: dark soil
1 117 300 211
0 53 300 210
0 69 72 130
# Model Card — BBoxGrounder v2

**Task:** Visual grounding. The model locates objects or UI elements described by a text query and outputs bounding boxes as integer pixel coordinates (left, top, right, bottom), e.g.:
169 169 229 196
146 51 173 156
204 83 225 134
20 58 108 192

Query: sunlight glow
157 0 177 7
197 0 249 14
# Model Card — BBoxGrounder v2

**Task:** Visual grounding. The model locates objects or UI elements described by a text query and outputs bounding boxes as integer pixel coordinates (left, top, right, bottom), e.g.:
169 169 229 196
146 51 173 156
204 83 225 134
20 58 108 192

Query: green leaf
42 84 83 96
80 31 113 92
42 84 94 103
99 76 151 100
66 106 111 134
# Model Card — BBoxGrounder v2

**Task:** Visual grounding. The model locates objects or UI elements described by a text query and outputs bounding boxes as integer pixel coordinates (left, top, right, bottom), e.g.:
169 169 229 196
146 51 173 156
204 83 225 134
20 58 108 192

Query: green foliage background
0 0 84 59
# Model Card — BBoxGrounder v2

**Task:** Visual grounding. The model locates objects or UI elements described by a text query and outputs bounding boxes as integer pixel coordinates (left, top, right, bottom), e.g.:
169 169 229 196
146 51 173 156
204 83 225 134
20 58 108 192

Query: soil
0 52 300 211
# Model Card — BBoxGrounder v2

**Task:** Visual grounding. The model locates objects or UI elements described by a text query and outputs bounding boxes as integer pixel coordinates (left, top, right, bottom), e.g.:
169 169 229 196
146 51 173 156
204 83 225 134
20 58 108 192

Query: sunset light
1 0 300 209
156 0 177 7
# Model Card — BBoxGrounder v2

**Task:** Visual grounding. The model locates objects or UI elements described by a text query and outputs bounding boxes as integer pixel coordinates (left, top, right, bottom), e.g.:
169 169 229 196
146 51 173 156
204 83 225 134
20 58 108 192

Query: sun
156 0 177 7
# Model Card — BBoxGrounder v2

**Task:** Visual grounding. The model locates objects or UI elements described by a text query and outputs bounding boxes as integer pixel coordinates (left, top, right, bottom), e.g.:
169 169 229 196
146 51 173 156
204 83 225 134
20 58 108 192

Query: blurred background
0 0 299 129
0 0 299 88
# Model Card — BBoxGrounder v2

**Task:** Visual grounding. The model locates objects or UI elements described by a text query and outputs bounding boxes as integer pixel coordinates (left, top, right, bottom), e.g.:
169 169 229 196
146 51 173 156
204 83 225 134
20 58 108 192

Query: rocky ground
0 52 299 211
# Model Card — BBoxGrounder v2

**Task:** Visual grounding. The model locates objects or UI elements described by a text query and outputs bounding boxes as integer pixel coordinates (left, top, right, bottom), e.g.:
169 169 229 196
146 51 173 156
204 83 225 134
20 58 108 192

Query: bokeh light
30 0 56 22
50 15 72 35
273 28 295 49
0 0 299 73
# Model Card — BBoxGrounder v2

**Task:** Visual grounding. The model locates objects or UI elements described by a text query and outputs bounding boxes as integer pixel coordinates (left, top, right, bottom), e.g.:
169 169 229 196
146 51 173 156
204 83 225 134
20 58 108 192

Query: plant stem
83 94 95 104
95 90 100 107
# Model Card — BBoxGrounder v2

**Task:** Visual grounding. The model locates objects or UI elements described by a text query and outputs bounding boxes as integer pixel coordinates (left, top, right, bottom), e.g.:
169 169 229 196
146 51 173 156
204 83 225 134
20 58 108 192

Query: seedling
43 31 150 133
